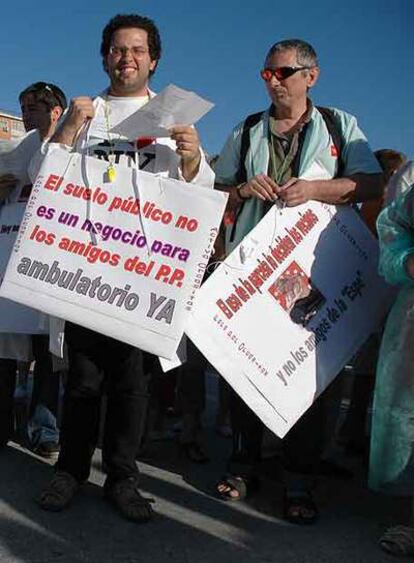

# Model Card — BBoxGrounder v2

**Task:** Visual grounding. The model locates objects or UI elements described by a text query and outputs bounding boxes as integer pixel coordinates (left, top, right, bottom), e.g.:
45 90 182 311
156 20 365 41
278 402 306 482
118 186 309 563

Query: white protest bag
0 145 227 358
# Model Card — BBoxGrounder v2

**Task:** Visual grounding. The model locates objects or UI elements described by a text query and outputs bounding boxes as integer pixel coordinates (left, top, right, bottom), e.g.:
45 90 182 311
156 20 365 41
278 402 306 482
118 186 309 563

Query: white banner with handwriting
186 203 391 437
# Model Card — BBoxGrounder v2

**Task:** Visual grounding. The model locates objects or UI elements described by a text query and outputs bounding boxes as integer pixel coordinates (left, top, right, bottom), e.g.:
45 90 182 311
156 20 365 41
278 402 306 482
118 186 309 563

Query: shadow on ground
0 428 409 563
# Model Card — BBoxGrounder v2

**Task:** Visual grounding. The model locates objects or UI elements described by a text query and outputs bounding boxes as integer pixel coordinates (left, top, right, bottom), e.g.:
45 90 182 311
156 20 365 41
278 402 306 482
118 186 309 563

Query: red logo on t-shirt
331 145 338 157
135 137 155 149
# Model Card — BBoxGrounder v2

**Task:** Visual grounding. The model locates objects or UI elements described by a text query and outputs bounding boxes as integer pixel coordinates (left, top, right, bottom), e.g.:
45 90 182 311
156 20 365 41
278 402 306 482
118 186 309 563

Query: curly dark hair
100 13 161 74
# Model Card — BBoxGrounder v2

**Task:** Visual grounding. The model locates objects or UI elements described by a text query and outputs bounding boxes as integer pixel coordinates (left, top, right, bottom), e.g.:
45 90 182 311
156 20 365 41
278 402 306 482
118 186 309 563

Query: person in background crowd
0 82 66 457
369 161 414 557
359 149 407 235
339 149 407 457
213 38 382 524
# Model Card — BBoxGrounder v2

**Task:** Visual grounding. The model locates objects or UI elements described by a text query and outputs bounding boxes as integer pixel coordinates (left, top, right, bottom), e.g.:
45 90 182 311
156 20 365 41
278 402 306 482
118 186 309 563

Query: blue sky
1 0 412 158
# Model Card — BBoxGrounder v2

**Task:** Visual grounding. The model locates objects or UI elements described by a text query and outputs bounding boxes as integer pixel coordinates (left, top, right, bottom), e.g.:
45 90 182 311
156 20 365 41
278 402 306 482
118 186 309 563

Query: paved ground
0 374 408 563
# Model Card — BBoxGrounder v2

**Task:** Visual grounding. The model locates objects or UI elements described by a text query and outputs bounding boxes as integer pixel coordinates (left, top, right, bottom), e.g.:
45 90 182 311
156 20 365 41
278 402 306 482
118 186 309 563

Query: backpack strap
316 106 344 177
291 123 310 177
229 106 345 242
229 111 264 243
235 111 264 184
237 107 344 182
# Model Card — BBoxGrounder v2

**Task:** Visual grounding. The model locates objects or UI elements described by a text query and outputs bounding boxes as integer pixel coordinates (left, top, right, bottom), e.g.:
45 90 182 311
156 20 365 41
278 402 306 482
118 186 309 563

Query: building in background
0 109 25 140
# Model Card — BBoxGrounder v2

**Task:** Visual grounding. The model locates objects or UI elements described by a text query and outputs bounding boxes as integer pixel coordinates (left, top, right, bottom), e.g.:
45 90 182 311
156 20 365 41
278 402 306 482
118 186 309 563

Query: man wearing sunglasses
214 39 382 524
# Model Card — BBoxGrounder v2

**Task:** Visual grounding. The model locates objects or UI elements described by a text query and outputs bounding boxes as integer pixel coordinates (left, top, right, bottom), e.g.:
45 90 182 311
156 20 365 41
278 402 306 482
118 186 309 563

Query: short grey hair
265 39 319 68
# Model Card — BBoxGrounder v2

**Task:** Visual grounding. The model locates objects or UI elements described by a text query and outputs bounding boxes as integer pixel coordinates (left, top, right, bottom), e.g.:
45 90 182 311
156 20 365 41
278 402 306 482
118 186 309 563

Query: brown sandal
105 477 154 523
283 490 319 525
38 471 80 511
379 525 414 556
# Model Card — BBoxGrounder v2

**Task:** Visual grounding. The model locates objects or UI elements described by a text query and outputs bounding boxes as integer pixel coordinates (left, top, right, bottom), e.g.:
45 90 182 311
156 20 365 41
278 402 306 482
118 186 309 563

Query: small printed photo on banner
268 260 326 327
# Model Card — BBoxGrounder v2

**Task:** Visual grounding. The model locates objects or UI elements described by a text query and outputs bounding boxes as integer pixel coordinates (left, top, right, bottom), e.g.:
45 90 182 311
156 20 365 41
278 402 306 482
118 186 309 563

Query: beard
108 67 150 97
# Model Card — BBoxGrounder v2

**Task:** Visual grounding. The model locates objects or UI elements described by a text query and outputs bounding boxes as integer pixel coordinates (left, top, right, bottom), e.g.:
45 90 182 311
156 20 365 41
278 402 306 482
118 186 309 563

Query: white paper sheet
111 84 214 139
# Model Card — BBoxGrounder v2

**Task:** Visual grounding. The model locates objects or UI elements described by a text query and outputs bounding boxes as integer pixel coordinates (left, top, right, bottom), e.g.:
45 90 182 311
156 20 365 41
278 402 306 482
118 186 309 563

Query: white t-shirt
28 89 215 357
85 93 157 174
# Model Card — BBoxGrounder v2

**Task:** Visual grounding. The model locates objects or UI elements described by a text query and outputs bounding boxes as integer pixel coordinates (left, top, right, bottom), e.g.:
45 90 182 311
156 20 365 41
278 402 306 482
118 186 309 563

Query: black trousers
31 335 59 419
176 340 206 444
143 341 206 444
0 359 16 446
56 323 150 483
177 340 206 416
228 388 326 483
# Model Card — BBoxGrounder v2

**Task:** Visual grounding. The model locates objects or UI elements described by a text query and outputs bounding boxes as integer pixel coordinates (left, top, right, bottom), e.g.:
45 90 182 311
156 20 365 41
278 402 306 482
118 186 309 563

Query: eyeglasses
260 66 312 82
108 45 149 58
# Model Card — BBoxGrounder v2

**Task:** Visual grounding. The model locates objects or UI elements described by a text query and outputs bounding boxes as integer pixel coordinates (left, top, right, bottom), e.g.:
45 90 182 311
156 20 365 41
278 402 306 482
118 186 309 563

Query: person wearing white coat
37 13 214 523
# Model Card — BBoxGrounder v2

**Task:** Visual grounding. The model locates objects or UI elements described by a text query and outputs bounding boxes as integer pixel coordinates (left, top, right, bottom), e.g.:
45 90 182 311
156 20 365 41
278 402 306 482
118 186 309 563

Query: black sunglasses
260 66 312 81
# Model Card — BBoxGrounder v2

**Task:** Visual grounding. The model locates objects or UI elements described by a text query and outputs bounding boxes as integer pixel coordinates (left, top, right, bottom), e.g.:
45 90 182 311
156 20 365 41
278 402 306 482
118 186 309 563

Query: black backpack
229 106 344 242
235 106 344 184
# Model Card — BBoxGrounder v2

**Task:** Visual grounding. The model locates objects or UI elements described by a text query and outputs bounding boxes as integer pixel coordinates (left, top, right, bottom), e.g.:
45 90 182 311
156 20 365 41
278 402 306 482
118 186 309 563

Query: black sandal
283 490 319 525
216 474 259 501
216 475 247 501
